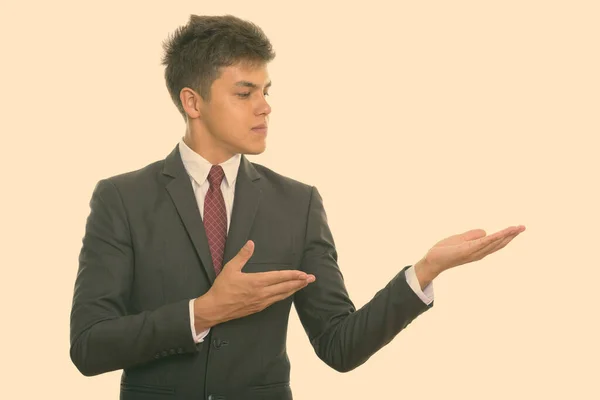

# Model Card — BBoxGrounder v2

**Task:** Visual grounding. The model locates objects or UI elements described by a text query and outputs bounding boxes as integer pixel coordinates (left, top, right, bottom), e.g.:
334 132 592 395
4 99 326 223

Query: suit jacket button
177 348 184 354
169 349 176 355
154 354 160 359
161 350 167 357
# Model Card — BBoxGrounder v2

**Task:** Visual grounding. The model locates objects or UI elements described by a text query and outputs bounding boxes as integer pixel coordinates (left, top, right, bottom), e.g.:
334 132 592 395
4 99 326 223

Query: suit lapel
163 145 217 284
161 145 262 284
223 155 262 265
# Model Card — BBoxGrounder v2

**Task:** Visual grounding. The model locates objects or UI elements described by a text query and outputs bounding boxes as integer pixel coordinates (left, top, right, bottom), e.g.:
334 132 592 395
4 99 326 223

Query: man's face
197 61 272 159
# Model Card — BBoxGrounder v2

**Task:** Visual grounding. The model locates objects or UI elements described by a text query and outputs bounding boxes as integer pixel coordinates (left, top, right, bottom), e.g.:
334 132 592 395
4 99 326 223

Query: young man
69 14 525 400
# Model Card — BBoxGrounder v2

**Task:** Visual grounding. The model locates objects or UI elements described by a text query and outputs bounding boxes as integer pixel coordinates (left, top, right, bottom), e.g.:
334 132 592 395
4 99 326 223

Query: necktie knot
208 165 225 188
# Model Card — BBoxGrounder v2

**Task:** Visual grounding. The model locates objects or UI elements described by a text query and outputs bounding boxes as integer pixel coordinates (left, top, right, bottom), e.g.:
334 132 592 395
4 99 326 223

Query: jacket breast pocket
243 257 296 273
243 224 297 271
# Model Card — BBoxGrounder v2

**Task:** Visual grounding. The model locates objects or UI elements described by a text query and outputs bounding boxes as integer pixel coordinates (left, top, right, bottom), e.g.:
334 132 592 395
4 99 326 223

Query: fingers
226 240 255 272
252 270 313 286
239 274 315 313
268 289 303 305
262 277 313 299
456 226 518 262
469 226 519 251
470 229 522 261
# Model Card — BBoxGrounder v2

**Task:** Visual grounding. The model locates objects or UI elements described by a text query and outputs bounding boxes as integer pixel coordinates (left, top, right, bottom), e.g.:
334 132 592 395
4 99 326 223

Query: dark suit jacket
70 144 433 400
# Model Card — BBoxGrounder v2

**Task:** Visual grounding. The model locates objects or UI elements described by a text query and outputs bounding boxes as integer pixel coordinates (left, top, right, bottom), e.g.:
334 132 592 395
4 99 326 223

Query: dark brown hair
161 14 276 120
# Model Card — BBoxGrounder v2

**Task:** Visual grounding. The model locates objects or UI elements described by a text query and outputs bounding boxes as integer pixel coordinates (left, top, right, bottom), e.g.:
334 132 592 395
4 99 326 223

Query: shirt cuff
189 299 210 343
405 265 434 305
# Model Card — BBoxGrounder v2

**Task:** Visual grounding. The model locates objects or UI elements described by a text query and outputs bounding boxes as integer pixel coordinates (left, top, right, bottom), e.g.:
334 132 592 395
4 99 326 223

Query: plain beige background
1 0 598 398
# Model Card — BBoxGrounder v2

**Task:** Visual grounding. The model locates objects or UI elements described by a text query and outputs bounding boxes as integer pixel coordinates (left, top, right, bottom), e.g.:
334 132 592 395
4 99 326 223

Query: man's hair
161 14 276 120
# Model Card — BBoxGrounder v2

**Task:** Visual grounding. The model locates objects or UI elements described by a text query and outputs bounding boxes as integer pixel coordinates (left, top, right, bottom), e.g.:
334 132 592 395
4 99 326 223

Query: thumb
461 229 487 242
227 240 254 271
435 229 486 247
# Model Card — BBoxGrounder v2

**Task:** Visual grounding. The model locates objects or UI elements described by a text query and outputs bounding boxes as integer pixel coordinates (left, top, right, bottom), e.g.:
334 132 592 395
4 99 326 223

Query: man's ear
180 87 203 119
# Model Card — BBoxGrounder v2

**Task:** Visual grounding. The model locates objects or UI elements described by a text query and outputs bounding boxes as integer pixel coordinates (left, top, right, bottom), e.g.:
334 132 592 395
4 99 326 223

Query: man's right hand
193 240 315 332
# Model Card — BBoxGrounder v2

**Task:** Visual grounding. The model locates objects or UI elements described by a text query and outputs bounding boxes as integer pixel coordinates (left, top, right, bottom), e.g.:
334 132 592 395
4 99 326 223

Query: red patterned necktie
203 165 227 275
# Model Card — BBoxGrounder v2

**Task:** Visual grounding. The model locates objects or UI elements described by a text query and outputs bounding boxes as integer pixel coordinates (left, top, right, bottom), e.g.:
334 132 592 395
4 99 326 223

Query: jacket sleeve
69 179 200 376
293 186 433 373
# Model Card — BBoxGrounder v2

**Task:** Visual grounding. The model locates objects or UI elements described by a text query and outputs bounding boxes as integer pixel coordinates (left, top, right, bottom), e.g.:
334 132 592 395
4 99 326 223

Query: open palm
423 225 526 274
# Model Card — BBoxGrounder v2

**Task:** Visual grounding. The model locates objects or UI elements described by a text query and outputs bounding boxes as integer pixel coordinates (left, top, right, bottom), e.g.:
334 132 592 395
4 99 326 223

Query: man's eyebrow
234 80 272 89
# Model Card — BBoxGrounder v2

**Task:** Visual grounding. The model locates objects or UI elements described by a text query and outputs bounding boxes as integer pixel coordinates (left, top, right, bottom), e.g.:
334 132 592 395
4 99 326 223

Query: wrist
193 292 219 331
413 259 439 290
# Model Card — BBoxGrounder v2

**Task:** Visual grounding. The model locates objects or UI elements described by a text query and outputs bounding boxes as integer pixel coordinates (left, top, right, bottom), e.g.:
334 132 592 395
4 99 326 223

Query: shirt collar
178 137 241 188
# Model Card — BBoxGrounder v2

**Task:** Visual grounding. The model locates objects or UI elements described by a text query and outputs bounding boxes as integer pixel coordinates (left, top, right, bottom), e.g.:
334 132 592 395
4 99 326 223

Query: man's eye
237 92 269 98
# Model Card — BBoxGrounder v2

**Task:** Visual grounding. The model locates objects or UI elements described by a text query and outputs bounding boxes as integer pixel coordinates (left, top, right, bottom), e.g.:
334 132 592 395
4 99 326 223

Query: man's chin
240 144 267 156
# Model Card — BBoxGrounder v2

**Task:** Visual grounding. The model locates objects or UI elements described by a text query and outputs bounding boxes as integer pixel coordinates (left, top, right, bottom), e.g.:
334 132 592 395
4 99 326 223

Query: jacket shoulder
251 161 314 194
92 158 166 197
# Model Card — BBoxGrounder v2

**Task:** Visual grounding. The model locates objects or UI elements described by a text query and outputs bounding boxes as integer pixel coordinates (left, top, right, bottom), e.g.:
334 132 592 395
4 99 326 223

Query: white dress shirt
178 138 434 344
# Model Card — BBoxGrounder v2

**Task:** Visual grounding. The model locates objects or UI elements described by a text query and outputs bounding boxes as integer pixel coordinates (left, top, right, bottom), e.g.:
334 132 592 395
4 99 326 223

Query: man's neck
183 132 236 165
